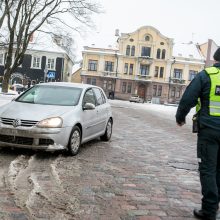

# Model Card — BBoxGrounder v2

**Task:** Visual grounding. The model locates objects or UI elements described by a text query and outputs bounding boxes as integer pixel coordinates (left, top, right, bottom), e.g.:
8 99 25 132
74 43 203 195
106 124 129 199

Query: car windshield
16 85 82 106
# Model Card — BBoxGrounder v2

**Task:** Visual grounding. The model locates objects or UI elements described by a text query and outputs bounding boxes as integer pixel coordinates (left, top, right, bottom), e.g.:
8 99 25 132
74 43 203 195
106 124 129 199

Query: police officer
176 47 220 220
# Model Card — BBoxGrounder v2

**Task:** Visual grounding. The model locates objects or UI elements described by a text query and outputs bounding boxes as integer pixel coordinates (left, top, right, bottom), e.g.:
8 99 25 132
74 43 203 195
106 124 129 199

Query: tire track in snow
7 152 79 219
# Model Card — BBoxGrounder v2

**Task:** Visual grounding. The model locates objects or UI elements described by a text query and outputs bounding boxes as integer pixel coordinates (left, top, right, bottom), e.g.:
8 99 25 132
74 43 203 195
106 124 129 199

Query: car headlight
37 117 63 128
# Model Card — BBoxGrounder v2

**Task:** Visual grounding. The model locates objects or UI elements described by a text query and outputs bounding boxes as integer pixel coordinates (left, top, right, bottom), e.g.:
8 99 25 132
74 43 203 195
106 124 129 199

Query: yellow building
81 26 205 103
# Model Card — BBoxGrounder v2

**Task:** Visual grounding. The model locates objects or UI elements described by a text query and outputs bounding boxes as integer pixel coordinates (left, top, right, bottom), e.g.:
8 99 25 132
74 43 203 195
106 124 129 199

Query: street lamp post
168 58 176 102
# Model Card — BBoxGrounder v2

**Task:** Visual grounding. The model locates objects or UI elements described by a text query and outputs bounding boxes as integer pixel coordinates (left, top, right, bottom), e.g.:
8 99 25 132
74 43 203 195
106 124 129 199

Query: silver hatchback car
0 82 113 155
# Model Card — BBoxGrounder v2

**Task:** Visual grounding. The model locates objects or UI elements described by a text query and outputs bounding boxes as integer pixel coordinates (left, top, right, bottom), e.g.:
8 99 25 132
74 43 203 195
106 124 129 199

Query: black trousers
197 127 220 216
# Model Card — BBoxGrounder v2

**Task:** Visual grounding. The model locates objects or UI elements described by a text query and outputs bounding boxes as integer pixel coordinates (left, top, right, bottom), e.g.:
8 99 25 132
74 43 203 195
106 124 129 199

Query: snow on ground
109 99 195 126
0 93 18 106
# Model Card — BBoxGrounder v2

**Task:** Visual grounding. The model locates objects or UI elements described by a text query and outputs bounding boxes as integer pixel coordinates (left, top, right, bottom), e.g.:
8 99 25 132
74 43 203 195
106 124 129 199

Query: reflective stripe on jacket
205 67 220 116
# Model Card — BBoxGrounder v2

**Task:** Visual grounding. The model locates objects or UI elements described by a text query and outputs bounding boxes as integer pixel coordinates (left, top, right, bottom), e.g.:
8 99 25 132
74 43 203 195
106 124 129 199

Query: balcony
135 74 152 82
170 77 186 84
138 56 153 65
101 71 117 78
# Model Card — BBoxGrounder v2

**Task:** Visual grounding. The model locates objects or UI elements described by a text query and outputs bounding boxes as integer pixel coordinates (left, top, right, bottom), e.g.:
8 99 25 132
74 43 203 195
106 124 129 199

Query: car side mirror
83 102 95 110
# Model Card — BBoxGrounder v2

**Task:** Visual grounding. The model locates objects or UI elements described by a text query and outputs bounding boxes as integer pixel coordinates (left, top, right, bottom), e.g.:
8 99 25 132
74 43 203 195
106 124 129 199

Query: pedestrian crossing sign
47 71 56 79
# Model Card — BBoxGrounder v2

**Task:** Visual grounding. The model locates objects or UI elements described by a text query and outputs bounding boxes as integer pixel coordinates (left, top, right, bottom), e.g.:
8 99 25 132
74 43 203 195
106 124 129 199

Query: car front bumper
0 124 72 151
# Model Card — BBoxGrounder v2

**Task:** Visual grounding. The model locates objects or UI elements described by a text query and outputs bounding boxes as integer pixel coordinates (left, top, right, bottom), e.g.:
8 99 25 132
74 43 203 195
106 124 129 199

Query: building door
138 84 145 99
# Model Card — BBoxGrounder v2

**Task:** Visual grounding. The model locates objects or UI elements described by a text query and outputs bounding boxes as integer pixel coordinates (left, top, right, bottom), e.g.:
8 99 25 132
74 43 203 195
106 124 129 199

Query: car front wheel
68 126 81 156
100 119 112 141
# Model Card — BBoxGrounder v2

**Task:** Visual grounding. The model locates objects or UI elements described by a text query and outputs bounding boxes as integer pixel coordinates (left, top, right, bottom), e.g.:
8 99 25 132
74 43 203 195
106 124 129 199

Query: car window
16 85 82 106
83 89 96 106
93 88 106 105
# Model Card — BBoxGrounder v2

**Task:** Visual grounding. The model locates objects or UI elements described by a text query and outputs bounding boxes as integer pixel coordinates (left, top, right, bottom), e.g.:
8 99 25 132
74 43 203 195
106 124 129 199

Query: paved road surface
0 98 216 220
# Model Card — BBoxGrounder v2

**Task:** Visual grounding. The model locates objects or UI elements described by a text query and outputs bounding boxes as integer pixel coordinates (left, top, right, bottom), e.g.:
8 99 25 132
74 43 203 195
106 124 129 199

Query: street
0 97 211 220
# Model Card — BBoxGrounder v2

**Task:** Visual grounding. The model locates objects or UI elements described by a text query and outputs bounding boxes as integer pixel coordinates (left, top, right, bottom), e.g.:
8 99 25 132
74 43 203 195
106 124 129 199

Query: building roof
172 42 205 60
72 63 82 74
27 32 67 55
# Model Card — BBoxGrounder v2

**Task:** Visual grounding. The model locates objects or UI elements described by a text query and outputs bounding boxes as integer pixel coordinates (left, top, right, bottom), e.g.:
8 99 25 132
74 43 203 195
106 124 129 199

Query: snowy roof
27 32 67 55
72 63 82 74
172 42 205 60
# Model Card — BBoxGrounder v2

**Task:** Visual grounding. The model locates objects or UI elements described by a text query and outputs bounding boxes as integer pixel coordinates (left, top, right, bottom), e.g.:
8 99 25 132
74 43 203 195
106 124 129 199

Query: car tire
68 126 81 156
100 119 112 141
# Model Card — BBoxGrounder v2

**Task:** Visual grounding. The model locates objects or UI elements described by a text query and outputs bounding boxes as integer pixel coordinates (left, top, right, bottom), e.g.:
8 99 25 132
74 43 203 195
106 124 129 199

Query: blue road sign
47 71 56 79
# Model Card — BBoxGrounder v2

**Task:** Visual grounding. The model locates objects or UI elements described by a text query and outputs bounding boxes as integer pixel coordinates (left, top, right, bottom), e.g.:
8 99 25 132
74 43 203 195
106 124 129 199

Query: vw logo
12 119 21 128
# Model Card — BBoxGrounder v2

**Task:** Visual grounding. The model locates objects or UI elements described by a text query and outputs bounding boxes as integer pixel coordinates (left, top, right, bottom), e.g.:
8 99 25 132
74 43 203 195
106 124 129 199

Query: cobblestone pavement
0 99 219 219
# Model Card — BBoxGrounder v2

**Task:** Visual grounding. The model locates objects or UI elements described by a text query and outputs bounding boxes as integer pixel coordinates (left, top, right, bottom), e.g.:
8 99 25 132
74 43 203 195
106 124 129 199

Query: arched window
145 36 150 41
126 45 130 56
156 49 161 59
162 49 166 59
131 46 135 56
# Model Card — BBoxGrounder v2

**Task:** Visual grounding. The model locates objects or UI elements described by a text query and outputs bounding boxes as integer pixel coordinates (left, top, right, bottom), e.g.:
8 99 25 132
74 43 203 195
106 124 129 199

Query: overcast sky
74 0 220 59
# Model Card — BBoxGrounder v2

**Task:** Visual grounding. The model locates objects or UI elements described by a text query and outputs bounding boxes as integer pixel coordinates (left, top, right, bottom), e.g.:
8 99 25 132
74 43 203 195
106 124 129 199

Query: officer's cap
214 48 220 62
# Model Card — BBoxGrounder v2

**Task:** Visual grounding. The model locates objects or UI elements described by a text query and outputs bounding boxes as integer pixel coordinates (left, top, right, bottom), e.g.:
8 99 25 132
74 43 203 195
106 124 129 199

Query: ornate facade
81 26 205 103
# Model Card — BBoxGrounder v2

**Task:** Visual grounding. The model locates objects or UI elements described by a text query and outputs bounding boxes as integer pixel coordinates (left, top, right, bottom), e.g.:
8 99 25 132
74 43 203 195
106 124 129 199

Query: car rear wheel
68 126 81 156
100 119 112 141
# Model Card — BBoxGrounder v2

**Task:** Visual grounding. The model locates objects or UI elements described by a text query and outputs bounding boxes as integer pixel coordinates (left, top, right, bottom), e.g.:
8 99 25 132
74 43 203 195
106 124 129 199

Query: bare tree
0 0 100 92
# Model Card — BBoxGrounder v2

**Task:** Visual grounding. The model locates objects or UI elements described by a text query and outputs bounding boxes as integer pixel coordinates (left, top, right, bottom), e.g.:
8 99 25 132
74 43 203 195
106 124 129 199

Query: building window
127 83 132 93
176 89 180 98
129 64 133 75
157 85 162 96
103 80 107 89
154 66 159 77
122 82 127 93
91 78 96 85
140 64 149 76
0 53 4 65
47 58 55 70
32 56 41 68
162 49 166 59
124 63 128 74
173 69 183 79
126 45 130 56
153 85 157 96
87 78 91 84
103 80 113 90
159 67 164 78
141 47 151 57
108 81 112 90
189 70 198 81
171 87 176 97
105 61 114 72
156 49 161 59
88 60 97 71
87 78 96 85
131 46 135 56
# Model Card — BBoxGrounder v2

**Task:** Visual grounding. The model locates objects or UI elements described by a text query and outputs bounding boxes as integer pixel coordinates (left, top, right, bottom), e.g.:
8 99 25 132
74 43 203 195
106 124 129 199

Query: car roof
37 82 98 89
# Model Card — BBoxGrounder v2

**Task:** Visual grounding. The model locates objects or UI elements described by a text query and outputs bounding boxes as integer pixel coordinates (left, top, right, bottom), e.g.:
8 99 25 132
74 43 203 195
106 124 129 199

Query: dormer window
145 35 150 41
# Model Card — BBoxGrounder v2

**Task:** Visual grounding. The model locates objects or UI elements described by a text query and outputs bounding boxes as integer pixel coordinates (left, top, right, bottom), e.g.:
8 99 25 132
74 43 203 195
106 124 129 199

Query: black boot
193 209 216 220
